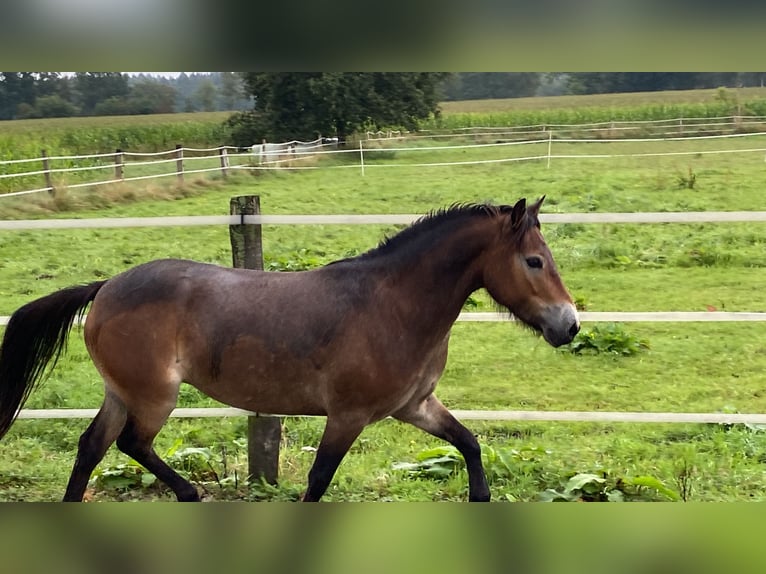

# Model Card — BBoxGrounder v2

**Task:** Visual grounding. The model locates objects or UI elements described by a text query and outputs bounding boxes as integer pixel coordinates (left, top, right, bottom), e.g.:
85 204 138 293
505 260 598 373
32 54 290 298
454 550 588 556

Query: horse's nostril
568 321 580 338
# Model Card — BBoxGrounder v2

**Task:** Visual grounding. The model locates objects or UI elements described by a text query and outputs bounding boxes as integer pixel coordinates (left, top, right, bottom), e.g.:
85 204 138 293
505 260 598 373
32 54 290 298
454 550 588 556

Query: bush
225 110 271 148
563 323 650 356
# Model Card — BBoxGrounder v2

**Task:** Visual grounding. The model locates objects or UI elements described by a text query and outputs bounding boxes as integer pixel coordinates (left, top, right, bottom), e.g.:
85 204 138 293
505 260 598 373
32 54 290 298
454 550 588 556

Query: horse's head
483 197 579 347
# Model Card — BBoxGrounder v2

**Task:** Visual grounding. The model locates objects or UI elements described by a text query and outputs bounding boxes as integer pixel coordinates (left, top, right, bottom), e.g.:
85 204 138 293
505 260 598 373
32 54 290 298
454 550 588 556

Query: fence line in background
3 124 766 198
419 115 766 131
413 115 766 137
3 115 761 168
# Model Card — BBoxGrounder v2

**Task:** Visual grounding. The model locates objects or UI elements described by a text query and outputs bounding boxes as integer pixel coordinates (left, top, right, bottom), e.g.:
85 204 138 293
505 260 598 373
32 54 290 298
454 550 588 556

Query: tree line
442 72 766 100
3 72 764 122
0 72 252 120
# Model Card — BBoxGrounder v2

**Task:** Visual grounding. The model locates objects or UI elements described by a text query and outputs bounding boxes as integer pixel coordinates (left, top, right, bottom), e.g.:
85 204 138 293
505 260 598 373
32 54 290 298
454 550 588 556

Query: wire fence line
413 115 766 139
3 122 766 198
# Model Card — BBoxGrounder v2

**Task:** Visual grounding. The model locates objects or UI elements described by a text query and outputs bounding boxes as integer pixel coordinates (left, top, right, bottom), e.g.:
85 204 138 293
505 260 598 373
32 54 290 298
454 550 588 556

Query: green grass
2 116 766 502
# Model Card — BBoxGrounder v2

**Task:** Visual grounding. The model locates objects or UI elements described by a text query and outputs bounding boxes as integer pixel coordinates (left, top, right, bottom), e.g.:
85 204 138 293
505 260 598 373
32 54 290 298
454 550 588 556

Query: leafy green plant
392 445 463 479
393 446 679 502
247 477 305 501
90 438 243 493
573 294 589 311
539 472 680 502
168 446 220 483
392 443 552 484
90 457 157 491
462 295 481 310
563 323 650 356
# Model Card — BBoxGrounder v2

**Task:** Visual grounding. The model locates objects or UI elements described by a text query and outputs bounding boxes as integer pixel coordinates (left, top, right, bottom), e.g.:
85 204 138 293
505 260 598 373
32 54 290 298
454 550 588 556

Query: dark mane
323 201 540 270
369 203 503 258
361 201 541 261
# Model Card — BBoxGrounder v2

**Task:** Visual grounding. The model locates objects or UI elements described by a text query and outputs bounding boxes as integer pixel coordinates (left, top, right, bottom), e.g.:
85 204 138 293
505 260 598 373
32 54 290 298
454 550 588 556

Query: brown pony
0 197 578 501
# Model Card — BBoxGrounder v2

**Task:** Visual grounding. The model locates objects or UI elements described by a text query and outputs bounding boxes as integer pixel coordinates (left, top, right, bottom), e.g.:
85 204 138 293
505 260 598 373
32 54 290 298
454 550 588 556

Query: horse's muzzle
541 303 580 347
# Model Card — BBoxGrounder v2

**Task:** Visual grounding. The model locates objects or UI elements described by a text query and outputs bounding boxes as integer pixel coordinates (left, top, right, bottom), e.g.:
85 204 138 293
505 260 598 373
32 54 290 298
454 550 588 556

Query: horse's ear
529 195 545 217
510 198 527 229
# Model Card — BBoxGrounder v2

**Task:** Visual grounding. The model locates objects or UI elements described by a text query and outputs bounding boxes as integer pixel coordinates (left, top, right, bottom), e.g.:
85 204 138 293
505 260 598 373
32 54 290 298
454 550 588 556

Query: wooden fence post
229 195 281 485
546 129 553 169
41 149 54 196
219 147 229 179
359 139 365 176
175 144 184 185
114 149 124 181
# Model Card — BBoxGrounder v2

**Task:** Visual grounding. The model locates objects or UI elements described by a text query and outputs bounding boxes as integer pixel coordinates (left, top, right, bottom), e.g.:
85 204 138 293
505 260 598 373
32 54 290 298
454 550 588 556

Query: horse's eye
525 256 543 269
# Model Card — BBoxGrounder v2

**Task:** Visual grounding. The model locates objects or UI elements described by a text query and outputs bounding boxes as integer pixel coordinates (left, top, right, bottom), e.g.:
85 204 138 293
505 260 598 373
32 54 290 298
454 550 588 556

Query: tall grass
424 101 766 131
0 112 231 159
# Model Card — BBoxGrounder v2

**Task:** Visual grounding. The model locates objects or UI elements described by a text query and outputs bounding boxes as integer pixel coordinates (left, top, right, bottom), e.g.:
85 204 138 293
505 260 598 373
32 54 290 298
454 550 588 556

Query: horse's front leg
303 416 365 502
394 394 490 501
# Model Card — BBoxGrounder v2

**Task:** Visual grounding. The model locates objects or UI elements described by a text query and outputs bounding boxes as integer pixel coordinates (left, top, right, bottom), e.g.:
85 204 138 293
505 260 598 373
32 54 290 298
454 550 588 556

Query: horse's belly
191 372 328 416
183 335 331 416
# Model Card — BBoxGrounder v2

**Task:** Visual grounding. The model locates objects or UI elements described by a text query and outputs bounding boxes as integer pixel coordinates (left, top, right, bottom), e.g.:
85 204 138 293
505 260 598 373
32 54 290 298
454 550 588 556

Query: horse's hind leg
394 394 490 501
63 391 127 502
116 413 200 502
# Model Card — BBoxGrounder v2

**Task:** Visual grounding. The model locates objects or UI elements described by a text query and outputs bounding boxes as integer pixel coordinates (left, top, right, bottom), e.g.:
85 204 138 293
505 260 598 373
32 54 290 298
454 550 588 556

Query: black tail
0 281 106 440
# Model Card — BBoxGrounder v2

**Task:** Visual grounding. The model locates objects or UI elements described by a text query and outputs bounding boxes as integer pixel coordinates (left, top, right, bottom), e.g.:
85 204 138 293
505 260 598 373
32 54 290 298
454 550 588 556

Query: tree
219 72 245 110
0 73 21 119
34 94 80 118
93 96 133 116
74 72 129 115
193 79 217 112
0 73 37 119
0 72 74 119
228 72 448 146
565 73 755 95
441 73 541 100
127 80 177 114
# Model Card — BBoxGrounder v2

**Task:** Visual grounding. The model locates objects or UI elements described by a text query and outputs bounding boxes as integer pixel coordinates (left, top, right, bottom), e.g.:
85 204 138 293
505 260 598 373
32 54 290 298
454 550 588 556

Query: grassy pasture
2 109 766 501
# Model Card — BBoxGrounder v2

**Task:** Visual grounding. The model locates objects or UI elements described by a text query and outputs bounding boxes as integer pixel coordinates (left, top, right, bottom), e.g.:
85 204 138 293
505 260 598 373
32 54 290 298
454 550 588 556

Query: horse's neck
381 223 492 327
